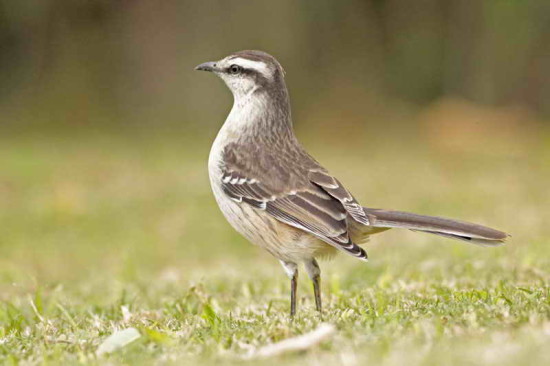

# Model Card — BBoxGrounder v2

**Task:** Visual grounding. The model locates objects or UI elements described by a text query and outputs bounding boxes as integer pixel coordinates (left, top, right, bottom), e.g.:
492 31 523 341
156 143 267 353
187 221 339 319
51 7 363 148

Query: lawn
0 124 548 365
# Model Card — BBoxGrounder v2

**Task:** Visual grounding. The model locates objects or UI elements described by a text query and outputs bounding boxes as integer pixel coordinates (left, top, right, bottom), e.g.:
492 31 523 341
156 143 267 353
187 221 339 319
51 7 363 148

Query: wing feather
309 170 371 225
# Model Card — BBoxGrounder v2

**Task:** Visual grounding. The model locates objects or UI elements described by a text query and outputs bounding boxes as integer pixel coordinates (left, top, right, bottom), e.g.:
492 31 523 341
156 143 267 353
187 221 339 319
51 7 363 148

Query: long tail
363 208 508 246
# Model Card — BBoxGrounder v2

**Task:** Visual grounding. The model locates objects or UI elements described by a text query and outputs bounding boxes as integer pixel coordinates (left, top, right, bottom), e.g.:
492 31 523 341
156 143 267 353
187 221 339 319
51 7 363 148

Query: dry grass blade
96 327 141 356
246 323 336 359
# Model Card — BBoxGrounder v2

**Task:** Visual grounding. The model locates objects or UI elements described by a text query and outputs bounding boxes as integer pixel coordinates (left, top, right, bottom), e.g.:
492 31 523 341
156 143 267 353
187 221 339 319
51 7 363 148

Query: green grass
0 125 549 365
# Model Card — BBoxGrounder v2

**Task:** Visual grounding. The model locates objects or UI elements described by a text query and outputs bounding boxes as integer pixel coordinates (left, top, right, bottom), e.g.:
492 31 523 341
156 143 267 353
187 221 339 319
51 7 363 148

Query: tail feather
363 208 508 246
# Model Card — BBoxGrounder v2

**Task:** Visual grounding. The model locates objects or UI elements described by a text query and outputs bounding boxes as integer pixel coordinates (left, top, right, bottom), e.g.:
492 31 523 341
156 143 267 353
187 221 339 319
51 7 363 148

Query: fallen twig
246 323 336 359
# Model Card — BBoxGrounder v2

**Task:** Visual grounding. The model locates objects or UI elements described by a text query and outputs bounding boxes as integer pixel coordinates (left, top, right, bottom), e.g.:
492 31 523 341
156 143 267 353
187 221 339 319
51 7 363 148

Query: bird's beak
195 61 219 72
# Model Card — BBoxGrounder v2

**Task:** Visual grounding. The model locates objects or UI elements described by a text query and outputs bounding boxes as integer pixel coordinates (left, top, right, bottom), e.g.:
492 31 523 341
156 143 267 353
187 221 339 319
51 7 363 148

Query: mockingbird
196 50 507 317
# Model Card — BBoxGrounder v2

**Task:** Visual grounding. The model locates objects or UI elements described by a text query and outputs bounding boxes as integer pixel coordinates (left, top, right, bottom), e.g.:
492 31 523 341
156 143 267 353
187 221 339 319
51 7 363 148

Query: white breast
207 103 248 232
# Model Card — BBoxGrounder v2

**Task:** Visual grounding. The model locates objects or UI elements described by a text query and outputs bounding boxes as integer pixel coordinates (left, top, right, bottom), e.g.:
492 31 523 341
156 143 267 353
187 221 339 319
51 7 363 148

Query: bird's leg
280 260 298 317
305 258 322 313
290 271 298 317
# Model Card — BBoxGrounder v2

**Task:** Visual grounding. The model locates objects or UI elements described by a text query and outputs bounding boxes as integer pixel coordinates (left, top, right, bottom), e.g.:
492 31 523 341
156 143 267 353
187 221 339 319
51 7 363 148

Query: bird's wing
220 144 367 259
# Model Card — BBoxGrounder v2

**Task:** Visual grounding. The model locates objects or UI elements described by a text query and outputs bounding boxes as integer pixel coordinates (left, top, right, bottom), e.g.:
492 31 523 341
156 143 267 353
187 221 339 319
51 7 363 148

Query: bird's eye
229 64 242 74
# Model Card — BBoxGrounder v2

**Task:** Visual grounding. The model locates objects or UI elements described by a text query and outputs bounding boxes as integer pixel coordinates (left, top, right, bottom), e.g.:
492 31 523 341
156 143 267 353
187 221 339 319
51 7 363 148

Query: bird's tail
363 208 508 246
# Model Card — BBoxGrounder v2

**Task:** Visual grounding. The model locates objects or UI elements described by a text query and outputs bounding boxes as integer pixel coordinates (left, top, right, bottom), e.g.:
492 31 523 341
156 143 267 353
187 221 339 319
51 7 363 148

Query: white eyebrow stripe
229 58 271 77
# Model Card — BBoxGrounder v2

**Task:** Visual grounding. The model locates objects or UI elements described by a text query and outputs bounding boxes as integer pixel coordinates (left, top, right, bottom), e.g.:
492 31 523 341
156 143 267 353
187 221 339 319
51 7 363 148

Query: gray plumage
196 50 508 316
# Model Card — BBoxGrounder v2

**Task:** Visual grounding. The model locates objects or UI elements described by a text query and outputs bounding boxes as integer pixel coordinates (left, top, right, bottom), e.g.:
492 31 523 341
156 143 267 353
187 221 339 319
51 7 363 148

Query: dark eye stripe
225 64 270 83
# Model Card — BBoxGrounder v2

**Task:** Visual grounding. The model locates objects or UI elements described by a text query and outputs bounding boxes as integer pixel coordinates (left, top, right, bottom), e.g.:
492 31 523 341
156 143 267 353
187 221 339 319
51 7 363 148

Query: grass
0 123 549 365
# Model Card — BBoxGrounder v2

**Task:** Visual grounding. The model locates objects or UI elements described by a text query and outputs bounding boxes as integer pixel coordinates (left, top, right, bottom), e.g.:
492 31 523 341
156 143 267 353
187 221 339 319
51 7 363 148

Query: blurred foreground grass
0 120 549 365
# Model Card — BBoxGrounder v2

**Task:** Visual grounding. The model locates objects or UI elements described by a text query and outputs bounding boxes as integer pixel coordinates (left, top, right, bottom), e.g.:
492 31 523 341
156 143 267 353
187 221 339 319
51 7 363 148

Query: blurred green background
0 1 549 364
1 0 549 293
1 0 550 292
1 0 549 131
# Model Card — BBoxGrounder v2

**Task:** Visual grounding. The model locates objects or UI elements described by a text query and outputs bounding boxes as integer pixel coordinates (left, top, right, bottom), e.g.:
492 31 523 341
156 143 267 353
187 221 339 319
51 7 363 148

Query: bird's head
195 50 286 99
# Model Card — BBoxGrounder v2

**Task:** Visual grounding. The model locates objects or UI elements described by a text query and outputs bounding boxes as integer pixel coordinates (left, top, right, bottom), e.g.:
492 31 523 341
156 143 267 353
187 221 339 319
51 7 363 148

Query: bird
195 50 508 317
